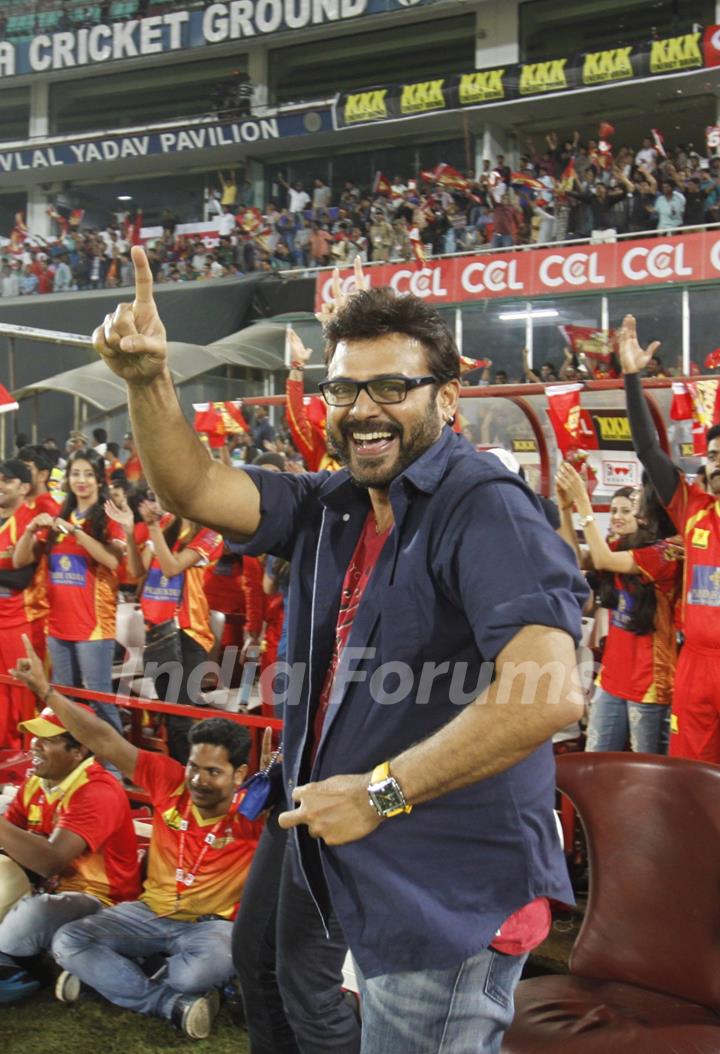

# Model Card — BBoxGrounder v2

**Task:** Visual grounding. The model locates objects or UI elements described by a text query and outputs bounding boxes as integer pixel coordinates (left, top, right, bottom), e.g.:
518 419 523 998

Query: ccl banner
315 230 720 309
333 28 707 128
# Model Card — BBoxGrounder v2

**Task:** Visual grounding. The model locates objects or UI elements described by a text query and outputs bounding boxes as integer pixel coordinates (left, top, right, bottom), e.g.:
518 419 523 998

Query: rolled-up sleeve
439 479 588 660
228 467 328 560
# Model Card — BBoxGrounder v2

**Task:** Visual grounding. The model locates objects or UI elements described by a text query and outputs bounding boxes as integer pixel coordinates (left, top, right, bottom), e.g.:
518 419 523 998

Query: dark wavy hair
55 449 112 542
323 287 460 381
597 477 675 636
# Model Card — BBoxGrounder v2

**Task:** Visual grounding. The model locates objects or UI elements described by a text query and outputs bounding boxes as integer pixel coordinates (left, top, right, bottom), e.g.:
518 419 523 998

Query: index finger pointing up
131 245 154 306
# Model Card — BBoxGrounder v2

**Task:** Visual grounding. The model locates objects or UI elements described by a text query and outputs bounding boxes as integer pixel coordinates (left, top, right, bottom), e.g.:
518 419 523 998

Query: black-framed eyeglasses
318 375 438 407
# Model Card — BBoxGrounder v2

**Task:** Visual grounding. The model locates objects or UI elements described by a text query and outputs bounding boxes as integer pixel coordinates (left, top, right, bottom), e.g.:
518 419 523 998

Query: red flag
0 384 18 414
705 349 720 370
651 128 667 159
686 380 720 453
372 172 391 196
431 163 470 192
546 384 584 457
598 121 615 139
459 356 491 374
560 325 619 377
670 382 693 421
510 172 544 192
193 401 249 445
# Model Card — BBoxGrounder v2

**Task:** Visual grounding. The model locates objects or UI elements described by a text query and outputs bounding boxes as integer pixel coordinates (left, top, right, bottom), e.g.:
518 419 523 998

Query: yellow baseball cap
19 704 95 737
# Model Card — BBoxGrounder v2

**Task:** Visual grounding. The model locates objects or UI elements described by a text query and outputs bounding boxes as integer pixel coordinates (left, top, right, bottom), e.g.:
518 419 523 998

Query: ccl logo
389 268 448 298
538 252 606 288
620 243 693 281
460 259 524 294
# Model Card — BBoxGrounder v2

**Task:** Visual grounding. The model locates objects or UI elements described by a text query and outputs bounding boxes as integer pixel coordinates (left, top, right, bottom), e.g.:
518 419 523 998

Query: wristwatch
368 762 412 819
578 513 595 528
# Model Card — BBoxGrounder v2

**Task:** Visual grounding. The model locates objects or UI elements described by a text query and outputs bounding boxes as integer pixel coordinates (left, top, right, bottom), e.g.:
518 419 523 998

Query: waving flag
651 128 667 159
193 401 249 448
546 384 598 457
0 384 18 414
372 172 392 196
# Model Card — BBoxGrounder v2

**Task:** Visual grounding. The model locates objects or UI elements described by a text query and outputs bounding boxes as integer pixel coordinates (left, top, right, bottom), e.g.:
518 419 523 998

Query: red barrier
0 673 282 730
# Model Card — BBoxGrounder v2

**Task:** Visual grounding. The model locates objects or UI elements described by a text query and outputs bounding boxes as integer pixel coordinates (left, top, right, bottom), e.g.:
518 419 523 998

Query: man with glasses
92 249 587 1053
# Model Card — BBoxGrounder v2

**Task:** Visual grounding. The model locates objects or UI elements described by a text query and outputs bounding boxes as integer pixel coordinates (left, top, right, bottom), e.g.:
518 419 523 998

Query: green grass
0 989 250 1054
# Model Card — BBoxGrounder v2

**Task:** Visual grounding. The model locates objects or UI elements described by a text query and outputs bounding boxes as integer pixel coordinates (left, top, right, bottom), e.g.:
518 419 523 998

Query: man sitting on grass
0 702 140 1005
11 634 263 1040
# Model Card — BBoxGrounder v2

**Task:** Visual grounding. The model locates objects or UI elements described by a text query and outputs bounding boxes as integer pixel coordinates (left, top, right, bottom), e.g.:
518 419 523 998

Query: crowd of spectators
2 133 719 297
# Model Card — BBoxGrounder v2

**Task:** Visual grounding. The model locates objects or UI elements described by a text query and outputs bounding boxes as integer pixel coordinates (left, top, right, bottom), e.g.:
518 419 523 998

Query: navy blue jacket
239 428 588 977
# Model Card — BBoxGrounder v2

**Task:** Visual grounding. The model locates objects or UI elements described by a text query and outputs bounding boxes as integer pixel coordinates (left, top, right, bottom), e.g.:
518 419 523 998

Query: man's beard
327 396 442 490
709 470 720 495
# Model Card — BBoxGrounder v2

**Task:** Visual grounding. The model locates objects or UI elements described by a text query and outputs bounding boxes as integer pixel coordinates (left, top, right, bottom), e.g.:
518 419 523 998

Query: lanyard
174 789 239 906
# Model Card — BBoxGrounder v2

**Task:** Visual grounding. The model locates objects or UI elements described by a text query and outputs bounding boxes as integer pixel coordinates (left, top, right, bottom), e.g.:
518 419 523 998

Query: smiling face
0 474 30 514
325 333 458 490
68 458 99 506
609 495 638 536
185 742 246 817
30 734 85 783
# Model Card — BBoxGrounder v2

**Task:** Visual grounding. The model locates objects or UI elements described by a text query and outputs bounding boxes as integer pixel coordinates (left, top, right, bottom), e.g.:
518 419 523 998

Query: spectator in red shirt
10 647 260 1041
12 450 126 741
0 701 139 1004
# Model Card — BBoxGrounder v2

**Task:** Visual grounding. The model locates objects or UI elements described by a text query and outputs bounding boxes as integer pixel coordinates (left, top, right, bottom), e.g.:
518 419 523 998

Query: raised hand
556 461 592 514
10 633 50 699
104 499 134 535
617 314 661 375
315 256 369 327
92 245 168 385
287 328 313 367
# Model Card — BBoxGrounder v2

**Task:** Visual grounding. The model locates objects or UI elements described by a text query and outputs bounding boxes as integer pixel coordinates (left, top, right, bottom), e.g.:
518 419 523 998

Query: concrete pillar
26 185 52 238
249 159 265 212
29 81 49 138
247 47 269 110
474 0 520 68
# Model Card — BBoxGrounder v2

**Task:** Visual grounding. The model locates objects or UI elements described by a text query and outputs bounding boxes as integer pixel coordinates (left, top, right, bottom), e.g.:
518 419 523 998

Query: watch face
370 778 405 816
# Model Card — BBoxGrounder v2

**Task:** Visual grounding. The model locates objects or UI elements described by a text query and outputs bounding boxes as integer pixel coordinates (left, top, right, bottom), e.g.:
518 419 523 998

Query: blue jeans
48 636 122 734
491 233 513 248
0 892 101 964
586 689 670 754
357 947 527 1054
52 900 234 1020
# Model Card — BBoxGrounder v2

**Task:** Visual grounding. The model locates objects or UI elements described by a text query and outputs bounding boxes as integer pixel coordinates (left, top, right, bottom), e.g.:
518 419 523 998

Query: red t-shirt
667 478 720 650
598 539 681 705
203 552 246 617
46 512 125 640
133 749 262 920
313 513 393 749
0 503 39 627
140 525 222 652
5 757 141 905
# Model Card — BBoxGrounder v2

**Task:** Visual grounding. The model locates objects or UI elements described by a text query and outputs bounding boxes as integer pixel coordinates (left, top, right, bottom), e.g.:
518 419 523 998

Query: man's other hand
93 246 168 385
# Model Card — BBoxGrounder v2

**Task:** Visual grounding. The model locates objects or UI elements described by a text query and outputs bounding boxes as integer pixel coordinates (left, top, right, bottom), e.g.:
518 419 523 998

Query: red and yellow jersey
667 479 720 650
46 512 124 641
123 454 143 483
203 551 246 617
0 503 40 627
140 525 222 652
23 495 60 623
134 750 262 920
105 457 124 483
598 540 682 706
4 757 141 905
